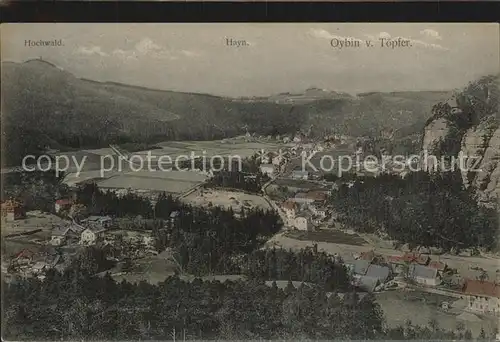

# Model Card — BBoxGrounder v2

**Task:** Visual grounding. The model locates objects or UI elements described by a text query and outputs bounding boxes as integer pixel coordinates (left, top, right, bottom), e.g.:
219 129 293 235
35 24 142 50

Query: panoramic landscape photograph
1 23 499 340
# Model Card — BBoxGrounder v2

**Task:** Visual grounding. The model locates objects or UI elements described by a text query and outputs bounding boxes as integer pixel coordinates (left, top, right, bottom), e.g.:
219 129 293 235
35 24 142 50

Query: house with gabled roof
81 215 113 230
13 249 35 265
50 225 70 246
409 264 441 286
1 199 26 221
80 226 107 246
55 199 73 214
462 279 500 315
365 264 391 283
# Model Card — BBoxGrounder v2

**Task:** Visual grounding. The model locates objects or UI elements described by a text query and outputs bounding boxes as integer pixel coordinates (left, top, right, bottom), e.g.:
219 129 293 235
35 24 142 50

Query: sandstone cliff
420 75 499 208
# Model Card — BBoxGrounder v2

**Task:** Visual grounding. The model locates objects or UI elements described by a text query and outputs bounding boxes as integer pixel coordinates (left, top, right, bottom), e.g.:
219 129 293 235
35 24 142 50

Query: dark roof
365 264 390 282
82 215 112 222
409 264 437 280
68 223 85 234
51 226 70 237
351 260 371 275
45 254 61 267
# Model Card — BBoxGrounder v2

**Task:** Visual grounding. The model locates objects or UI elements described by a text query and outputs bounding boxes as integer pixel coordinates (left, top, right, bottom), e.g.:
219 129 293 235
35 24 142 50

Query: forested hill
2 59 451 166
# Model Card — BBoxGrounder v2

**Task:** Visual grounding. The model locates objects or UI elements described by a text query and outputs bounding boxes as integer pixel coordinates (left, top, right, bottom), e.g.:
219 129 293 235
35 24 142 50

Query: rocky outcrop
421 117 452 155
460 119 500 207
420 75 499 208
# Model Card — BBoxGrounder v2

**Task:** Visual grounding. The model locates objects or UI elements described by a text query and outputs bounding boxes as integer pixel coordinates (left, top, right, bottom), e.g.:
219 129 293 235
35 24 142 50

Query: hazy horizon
2 23 499 97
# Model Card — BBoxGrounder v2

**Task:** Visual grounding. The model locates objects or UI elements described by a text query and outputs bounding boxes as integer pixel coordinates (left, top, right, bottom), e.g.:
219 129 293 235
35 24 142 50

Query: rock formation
420 75 499 208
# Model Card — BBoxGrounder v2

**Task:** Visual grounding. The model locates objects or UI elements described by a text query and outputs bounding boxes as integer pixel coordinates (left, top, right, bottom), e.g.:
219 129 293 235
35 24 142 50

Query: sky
1 23 499 97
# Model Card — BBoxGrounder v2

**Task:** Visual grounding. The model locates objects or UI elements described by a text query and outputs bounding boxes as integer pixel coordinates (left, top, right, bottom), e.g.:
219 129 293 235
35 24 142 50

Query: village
2 132 499 337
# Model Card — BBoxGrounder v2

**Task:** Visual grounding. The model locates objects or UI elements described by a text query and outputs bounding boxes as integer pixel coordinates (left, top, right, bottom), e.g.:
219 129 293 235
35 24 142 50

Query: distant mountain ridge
2 59 453 166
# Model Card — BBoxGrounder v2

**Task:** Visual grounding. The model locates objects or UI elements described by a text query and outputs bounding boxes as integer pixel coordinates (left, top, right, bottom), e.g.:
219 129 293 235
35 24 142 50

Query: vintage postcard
1 23 499 341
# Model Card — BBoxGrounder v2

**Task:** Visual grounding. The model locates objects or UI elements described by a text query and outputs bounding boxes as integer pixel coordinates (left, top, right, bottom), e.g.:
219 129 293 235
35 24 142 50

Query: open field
1 239 47 258
1 211 64 238
375 290 499 337
265 232 372 262
95 170 207 194
272 178 327 191
108 255 178 285
286 229 367 246
182 189 272 211
152 138 292 160
61 138 286 192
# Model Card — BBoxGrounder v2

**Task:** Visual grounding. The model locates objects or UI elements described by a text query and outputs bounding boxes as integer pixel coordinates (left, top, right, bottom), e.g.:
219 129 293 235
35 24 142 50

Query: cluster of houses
345 250 500 316
258 139 327 179
4 248 64 281
5 213 159 281
344 251 446 293
280 190 329 230
385 252 446 286
49 215 114 246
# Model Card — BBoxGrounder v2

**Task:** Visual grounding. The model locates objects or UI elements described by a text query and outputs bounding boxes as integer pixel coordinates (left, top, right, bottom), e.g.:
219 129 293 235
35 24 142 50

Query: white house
80 227 107 246
294 215 309 231
463 279 500 315
409 264 441 286
259 164 276 177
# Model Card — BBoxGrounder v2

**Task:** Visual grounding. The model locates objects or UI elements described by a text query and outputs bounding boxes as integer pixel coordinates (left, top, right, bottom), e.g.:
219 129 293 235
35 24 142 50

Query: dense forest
3 267 484 341
242 247 350 292
330 171 498 252
154 192 282 275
